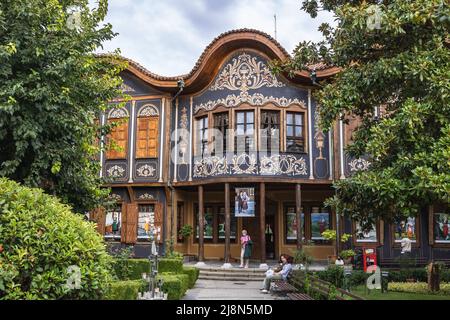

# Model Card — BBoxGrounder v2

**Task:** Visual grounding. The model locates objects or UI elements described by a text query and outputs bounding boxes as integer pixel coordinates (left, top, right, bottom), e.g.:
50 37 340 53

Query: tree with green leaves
273 0 449 226
0 0 126 212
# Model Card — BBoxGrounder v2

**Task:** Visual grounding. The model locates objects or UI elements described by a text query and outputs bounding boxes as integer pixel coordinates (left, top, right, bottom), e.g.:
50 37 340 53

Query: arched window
106 107 129 159
136 104 159 158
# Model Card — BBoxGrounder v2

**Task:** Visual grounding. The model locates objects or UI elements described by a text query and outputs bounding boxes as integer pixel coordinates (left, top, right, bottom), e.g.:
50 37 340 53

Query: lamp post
139 213 166 300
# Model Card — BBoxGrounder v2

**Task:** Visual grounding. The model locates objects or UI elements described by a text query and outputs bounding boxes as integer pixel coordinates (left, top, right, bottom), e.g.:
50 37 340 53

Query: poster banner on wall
234 187 255 217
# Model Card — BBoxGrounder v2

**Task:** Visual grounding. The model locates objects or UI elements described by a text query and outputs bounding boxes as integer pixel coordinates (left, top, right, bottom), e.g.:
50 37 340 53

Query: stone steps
198 275 264 282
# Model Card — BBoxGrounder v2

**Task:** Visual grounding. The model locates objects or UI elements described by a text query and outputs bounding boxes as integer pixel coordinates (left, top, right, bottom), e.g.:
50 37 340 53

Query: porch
171 182 337 263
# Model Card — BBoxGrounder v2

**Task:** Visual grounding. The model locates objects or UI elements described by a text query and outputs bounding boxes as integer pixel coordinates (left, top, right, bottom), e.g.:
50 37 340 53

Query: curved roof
106 28 340 93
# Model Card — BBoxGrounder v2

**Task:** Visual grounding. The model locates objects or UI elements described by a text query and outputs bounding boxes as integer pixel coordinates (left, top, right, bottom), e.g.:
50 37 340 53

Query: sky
95 0 335 76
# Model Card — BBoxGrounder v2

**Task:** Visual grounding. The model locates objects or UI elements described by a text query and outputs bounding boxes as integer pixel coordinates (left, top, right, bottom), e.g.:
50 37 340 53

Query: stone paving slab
182 279 287 300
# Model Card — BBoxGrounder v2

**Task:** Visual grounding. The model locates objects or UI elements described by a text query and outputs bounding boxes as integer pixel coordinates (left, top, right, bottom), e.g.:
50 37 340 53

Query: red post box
363 248 377 272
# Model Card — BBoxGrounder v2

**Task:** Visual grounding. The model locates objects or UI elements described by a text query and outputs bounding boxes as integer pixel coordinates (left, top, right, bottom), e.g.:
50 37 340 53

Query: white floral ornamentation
137 164 156 177
348 158 371 172
138 193 155 200
210 53 285 92
107 165 125 178
193 156 228 178
260 155 308 176
194 91 306 114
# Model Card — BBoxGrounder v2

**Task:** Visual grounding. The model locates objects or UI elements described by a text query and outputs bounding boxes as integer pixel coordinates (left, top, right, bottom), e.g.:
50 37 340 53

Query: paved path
182 279 286 300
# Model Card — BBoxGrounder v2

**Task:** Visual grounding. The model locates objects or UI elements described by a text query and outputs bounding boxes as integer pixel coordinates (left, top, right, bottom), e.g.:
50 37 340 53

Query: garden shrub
316 265 344 288
388 282 450 295
126 259 151 280
348 270 368 287
182 266 200 289
110 247 134 280
388 269 428 282
105 280 145 300
158 258 183 273
158 273 187 300
0 179 113 300
165 251 184 260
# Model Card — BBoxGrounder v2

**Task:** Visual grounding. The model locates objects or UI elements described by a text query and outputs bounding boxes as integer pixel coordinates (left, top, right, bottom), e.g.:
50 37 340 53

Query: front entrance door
241 216 260 260
265 199 277 260
265 215 275 260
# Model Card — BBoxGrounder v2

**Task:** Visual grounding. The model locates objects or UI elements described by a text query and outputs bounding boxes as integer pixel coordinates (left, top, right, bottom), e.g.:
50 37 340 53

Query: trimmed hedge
111 258 197 300
158 258 183 273
127 259 150 280
158 273 189 300
182 266 200 289
105 280 145 300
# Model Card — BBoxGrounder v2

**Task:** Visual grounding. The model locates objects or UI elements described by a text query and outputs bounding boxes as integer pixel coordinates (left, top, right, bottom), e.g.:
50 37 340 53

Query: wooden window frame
103 203 123 242
286 111 306 154
234 108 256 154
391 215 421 248
260 109 281 155
283 204 306 245
136 202 156 242
193 203 238 244
212 111 229 157
429 204 450 248
352 220 381 247
194 115 209 157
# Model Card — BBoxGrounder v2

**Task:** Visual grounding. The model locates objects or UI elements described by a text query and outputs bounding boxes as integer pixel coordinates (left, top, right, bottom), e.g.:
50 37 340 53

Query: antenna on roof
274 14 277 40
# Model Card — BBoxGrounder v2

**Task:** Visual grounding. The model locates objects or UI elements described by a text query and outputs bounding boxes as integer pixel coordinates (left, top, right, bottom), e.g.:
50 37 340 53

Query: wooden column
260 182 266 263
224 183 230 263
198 185 204 262
296 184 303 249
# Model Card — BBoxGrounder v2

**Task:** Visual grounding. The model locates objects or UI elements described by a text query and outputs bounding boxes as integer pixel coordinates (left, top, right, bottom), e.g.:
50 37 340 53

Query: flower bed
388 282 450 295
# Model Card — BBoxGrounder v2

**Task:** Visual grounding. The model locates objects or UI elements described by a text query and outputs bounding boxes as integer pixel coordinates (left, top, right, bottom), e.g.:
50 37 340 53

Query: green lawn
351 285 450 300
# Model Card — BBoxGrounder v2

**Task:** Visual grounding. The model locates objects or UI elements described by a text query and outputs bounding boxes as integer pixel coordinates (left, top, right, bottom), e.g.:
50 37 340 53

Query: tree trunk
428 262 440 292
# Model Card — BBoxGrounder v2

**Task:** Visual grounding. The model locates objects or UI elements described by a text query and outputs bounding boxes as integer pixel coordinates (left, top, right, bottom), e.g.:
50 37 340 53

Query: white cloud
96 0 335 76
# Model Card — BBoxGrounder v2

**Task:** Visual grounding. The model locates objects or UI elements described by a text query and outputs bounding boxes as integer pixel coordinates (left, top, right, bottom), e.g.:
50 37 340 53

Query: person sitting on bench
261 254 293 293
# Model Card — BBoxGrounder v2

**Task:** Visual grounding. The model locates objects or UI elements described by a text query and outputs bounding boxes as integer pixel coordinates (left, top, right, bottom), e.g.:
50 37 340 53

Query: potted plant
178 224 193 261
340 249 356 264
321 229 352 264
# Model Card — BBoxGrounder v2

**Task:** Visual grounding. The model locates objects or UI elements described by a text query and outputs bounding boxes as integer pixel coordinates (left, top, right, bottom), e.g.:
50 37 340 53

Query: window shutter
125 203 138 244
106 118 128 159
136 117 159 158
90 207 106 235
120 202 127 241
154 203 164 242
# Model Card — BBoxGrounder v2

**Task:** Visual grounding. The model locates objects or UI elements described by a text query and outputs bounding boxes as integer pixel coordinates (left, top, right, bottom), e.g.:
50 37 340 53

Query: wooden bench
270 280 297 295
287 292 314 300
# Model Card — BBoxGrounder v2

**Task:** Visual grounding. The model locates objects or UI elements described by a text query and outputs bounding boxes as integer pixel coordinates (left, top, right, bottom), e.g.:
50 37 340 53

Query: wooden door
241 215 260 260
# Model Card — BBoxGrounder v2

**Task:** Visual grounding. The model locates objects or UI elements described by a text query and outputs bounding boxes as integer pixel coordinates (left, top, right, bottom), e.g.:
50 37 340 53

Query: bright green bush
158 273 186 300
388 282 450 295
105 280 145 300
111 258 150 281
158 258 183 273
316 265 345 288
0 179 113 300
182 267 199 289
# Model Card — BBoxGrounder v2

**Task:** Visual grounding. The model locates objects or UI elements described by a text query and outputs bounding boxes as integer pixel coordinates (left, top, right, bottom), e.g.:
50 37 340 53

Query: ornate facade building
91 29 449 265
